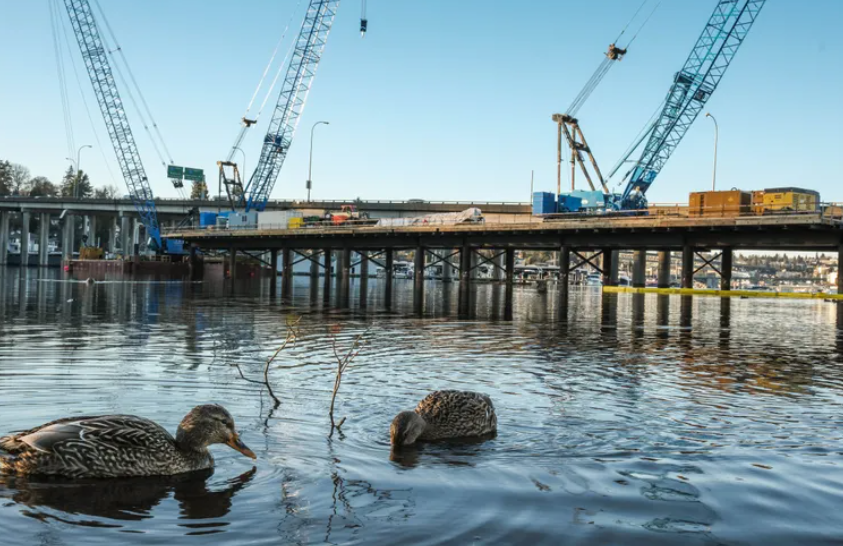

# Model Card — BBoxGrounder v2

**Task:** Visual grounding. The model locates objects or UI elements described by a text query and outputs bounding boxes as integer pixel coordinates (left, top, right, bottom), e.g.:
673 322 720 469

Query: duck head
390 411 426 447
176 404 256 459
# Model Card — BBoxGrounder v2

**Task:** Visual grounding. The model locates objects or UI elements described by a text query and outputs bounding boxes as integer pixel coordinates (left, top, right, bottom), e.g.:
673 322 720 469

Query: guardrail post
682 245 694 289
658 251 671 289
720 248 733 291
633 249 647 288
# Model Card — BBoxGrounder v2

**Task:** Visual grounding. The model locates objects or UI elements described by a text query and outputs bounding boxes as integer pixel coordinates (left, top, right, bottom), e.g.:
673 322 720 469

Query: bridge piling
339 248 351 306
359 251 369 308
0 212 8 265
20 212 31 267
658 251 671 288
601 248 613 287
108 217 118 254
64 214 75 260
504 248 515 320
682 245 694 289
633 249 647 288
85 215 97 247
228 246 237 283
269 250 278 297
414 245 425 314
384 249 394 307
720 248 733 291
38 213 50 267
281 248 293 298
323 248 332 302
120 216 130 258
559 245 570 301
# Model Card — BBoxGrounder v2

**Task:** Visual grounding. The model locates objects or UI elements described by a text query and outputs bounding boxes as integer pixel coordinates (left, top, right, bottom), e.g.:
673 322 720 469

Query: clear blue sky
1 1 841 204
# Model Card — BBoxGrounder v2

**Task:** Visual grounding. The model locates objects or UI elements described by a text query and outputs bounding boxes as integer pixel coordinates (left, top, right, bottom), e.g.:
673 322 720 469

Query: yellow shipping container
288 217 304 229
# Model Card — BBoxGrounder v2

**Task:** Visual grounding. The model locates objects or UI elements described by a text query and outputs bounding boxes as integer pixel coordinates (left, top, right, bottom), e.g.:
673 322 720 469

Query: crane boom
63 0 162 248
241 0 340 212
621 0 766 208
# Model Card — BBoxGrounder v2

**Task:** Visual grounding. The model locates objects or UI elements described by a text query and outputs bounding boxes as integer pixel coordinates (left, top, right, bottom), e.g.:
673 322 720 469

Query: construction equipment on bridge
548 0 766 216
753 188 820 214
326 205 372 226
689 190 751 218
62 0 185 254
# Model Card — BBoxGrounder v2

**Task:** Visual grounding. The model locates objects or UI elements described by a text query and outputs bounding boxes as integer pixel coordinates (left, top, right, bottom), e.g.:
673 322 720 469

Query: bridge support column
229 246 237 282
601 248 615 287
132 219 141 258
493 251 504 281
310 251 320 281
85 215 97 247
682 245 694 289
460 243 472 284
20 211 31 267
108 217 118 253
340 248 351 306
838 244 843 296
504 248 515 320
323 249 332 301
720 248 733 291
269 250 278 297
559 246 570 299
38 213 50 267
359 251 369 308
384 249 394 307
64 214 76 260
658 251 671 289
442 250 453 282
414 246 425 314
120 216 130 258
0 211 9 265
282 247 293 297
633 250 647 288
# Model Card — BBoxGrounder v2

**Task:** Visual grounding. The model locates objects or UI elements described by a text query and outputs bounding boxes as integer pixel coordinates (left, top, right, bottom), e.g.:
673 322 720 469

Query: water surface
2 267 843 545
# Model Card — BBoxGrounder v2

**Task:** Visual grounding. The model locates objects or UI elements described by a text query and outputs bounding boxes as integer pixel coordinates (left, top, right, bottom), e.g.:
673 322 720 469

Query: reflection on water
2 266 843 545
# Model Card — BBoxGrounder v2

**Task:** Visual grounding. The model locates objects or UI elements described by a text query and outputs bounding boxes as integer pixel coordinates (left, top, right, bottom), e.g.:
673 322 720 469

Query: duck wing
415 390 497 437
14 415 175 454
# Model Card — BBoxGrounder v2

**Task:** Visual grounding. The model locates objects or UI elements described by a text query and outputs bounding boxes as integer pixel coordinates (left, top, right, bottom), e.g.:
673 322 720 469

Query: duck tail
0 435 24 454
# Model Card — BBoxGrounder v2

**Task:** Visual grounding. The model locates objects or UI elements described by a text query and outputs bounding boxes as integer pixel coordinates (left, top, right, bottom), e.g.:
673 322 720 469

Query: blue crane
619 0 766 209
240 0 341 212
63 0 163 249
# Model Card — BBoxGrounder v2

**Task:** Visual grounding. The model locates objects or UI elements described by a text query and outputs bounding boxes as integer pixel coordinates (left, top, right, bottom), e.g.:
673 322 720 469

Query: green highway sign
184 167 204 181
167 165 184 179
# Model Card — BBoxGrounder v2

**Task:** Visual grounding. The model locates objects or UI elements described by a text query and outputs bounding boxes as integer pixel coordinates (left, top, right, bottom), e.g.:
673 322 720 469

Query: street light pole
307 121 329 202
74 144 92 198
705 113 718 191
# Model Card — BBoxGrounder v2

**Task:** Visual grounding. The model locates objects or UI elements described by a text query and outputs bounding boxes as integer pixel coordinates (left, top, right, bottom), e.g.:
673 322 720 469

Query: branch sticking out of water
328 327 371 437
233 317 301 409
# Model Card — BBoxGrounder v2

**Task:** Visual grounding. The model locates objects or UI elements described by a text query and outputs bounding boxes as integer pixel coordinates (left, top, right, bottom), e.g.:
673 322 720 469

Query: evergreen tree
60 166 94 198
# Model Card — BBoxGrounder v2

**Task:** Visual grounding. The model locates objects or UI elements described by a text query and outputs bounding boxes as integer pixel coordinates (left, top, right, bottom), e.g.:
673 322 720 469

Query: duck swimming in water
0 404 255 478
390 390 497 447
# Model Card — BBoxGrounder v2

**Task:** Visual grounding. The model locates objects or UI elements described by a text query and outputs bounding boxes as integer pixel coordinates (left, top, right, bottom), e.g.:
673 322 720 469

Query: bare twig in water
328 327 371 437
232 316 301 409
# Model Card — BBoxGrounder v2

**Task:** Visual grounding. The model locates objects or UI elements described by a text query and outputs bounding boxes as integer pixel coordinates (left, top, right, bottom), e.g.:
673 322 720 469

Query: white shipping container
258 210 304 228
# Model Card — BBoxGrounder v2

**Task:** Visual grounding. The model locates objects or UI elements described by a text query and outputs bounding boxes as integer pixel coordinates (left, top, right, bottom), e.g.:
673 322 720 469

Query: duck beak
227 432 256 459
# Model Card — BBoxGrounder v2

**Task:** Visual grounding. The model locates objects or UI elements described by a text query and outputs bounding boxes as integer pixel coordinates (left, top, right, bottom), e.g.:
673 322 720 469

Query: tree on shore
60 165 93 198
191 179 209 200
26 176 59 197
0 160 12 196
93 184 120 199
8 163 30 195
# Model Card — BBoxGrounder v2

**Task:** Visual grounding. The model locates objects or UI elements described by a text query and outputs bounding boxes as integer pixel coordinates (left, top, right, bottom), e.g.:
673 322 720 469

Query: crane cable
92 1 176 167
565 0 661 117
48 0 75 164
226 0 303 163
244 0 303 120
53 0 119 187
